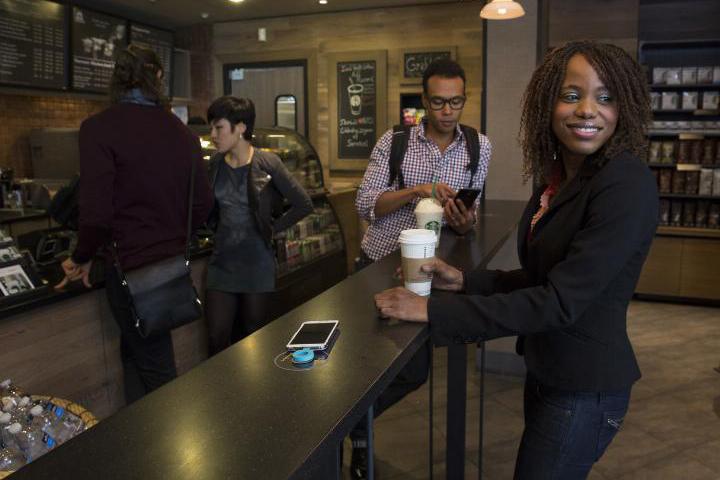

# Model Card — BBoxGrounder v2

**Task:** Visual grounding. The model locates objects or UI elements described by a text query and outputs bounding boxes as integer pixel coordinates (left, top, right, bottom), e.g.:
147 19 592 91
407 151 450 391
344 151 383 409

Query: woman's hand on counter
422 259 464 291
375 287 428 322
55 258 93 290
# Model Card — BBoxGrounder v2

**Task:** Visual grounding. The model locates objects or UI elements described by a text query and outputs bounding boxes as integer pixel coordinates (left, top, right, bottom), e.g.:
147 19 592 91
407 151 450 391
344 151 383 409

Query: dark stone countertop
10 200 527 480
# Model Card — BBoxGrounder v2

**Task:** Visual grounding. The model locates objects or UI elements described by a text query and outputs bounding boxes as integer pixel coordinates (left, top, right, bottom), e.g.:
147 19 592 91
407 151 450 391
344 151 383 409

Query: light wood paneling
212 3 485 184
680 238 720 300
0 258 211 421
636 236 683 296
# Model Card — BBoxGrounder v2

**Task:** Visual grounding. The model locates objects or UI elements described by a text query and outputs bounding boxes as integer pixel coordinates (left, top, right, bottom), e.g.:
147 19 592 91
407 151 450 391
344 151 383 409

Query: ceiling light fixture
319 0 328 4
229 0 244 3
479 0 525 20
200 12 209 19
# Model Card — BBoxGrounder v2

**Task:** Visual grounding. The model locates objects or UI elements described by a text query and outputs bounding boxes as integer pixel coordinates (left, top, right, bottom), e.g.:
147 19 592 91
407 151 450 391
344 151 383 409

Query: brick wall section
175 23 214 121
0 93 106 177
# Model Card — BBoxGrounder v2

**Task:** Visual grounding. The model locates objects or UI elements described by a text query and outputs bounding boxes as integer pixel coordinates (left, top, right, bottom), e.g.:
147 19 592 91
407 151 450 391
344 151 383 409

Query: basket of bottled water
0 379 97 476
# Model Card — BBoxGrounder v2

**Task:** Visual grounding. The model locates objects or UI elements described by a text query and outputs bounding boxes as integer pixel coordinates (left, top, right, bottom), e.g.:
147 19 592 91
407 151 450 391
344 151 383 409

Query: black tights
205 289 270 356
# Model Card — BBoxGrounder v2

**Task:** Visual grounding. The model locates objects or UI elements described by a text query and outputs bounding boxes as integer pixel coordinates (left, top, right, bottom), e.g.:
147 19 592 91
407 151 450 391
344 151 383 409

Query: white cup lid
398 229 437 245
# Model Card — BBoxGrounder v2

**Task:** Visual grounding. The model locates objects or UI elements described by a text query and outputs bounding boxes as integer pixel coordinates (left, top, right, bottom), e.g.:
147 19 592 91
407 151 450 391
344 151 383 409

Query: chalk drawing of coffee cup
348 83 364 116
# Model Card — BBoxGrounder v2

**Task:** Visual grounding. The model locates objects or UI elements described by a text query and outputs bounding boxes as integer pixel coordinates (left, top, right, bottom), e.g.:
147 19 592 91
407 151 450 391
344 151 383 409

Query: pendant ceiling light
479 0 525 20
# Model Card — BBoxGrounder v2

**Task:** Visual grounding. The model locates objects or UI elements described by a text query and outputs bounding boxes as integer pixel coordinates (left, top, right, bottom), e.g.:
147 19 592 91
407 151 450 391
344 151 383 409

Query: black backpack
387 123 480 189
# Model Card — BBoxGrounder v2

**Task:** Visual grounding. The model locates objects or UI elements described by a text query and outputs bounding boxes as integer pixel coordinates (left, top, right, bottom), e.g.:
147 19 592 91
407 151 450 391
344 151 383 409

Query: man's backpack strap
460 124 480 188
388 124 411 189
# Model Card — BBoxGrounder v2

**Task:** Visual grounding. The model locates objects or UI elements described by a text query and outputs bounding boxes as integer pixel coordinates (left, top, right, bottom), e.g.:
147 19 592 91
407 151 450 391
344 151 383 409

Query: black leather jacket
207 150 313 247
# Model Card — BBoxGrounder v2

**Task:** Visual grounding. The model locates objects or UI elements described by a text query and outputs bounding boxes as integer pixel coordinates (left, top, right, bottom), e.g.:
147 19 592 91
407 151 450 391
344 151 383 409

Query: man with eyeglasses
349 59 491 479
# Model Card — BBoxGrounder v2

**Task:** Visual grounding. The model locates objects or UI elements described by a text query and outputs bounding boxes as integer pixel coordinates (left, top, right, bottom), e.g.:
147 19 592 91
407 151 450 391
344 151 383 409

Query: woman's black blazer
427 151 659 391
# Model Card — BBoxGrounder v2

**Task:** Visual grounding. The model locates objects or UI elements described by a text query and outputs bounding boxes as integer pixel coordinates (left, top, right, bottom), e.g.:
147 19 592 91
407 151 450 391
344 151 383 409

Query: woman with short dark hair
57 43 213 404
204 96 313 356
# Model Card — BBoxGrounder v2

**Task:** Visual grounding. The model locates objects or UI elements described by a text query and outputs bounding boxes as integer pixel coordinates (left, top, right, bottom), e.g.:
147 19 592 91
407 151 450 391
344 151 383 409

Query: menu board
337 61 377 159
71 6 126 92
130 23 173 96
0 0 67 89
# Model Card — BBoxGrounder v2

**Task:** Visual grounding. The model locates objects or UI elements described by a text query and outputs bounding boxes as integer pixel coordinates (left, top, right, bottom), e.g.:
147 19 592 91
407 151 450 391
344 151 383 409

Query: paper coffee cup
414 198 444 246
398 229 436 296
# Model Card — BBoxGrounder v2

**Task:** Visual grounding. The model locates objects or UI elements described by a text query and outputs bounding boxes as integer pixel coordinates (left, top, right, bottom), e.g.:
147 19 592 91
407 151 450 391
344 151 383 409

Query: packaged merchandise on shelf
685 171 700 195
648 141 661 163
696 200 710 228
670 200 683 226
658 169 672 193
714 66 720 85
652 67 667 84
676 140 691 163
699 169 714 196
661 91 680 110
713 170 720 197
650 92 661 111
682 200 697 227
717 140 720 165
659 199 671 226
702 91 719 110
690 140 703 164
671 170 686 194
698 66 714 84
681 91 699 110
682 67 698 85
702 139 716 166
709 203 720 228
660 141 675 163
665 67 682 85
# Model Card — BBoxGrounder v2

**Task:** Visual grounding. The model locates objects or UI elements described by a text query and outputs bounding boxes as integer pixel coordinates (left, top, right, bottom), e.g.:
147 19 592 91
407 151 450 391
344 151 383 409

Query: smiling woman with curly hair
373 41 659 479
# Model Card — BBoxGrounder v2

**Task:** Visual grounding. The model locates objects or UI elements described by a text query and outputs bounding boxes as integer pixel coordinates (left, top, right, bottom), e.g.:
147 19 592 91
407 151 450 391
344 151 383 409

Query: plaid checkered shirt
356 121 491 261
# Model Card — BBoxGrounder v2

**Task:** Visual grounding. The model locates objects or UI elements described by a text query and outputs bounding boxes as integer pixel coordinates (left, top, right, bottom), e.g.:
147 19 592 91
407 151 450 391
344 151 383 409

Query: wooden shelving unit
637 39 720 303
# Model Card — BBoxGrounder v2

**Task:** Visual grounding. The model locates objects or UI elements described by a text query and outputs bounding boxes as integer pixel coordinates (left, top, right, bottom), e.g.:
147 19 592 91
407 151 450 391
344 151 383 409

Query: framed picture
400 47 457 85
328 50 388 173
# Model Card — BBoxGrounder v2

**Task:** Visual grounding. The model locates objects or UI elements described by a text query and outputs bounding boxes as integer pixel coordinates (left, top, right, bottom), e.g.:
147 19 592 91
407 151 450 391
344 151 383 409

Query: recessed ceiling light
229 0 244 3
200 12 209 18
319 0 328 4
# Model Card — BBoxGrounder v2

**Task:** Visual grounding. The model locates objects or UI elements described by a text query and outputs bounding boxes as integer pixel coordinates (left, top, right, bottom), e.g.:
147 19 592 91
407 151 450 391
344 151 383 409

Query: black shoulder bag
112 160 202 339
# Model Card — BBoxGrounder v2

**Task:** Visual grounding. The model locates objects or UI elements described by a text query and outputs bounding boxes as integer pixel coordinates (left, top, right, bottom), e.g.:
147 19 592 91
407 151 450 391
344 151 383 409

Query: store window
275 95 297 131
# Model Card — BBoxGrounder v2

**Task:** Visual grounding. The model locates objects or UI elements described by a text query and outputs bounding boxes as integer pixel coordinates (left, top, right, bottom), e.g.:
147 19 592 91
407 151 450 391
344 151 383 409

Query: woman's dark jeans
514 374 631 479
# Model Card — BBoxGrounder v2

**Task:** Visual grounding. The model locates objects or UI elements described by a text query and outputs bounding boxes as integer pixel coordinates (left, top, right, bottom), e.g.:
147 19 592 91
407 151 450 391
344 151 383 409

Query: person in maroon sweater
57 44 213 403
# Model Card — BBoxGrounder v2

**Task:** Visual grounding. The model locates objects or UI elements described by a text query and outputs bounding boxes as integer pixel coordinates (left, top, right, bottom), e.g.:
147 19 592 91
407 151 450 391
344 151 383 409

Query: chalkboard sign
0 0 67 89
403 51 452 79
337 61 377 159
130 23 173 96
71 6 126 92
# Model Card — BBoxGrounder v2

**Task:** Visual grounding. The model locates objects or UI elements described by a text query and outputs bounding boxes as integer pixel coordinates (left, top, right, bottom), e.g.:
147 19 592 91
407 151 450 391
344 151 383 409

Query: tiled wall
0 93 106 178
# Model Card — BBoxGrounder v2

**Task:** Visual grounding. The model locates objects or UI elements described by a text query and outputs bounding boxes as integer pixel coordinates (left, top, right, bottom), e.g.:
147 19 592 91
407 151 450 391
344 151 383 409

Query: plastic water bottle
0 412 15 450
0 443 27 471
5 422 55 462
30 404 80 445
0 380 19 398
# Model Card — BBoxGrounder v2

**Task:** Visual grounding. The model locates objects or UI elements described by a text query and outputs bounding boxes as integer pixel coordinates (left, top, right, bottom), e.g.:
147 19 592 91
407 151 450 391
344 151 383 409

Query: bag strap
184 157 197 260
388 124 411 190
460 124 480 188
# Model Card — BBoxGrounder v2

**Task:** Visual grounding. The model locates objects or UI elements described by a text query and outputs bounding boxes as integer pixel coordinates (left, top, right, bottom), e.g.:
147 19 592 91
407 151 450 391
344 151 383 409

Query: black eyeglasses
427 96 466 111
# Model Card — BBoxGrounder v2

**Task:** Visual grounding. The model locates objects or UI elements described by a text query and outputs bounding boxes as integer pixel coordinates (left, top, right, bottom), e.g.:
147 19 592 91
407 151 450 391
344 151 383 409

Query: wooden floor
342 300 720 479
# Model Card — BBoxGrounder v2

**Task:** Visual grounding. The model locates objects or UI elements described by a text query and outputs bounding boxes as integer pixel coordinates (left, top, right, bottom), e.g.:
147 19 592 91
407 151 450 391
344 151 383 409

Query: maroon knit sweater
72 103 213 270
